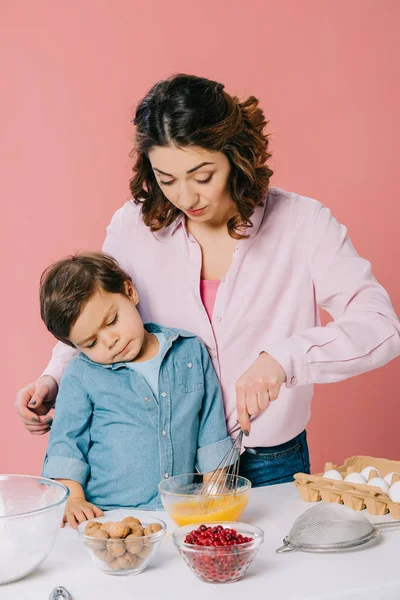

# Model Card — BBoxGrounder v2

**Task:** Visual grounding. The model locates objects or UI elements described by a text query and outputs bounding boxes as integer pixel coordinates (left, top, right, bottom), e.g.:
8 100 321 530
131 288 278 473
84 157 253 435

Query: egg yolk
170 494 248 527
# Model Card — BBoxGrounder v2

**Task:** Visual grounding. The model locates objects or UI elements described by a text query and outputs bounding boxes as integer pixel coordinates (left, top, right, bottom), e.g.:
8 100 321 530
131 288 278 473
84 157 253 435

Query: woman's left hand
236 352 286 434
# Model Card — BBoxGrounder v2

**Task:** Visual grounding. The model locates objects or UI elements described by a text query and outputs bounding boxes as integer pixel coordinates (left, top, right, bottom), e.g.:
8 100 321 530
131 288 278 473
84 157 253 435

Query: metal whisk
200 425 246 500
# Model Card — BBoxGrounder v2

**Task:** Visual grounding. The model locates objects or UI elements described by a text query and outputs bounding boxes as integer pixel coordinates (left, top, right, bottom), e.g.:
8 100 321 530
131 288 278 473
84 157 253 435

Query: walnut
106 559 121 571
122 516 142 527
117 552 137 569
85 521 103 536
144 523 163 535
87 527 109 550
138 544 152 560
94 547 114 562
125 534 144 555
86 526 109 539
103 521 131 539
128 524 144 537
107 539 126 558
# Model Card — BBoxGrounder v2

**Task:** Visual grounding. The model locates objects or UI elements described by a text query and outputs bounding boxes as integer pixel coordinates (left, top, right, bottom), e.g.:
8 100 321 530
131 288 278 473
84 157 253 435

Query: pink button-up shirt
43 188 400 447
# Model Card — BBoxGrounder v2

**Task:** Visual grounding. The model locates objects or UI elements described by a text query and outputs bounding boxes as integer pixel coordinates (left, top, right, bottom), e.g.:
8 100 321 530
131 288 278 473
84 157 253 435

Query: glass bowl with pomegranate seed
173 521 264 583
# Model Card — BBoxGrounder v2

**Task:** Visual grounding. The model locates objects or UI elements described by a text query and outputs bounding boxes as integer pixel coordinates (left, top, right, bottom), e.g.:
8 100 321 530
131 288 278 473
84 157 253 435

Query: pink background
2 1 399 475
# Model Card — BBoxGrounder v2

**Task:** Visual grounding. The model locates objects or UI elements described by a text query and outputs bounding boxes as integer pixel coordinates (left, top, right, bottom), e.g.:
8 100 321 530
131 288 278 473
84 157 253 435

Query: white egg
322 469 343 481
388 481 400 503
361 466 381 480
344 472 367 484
384 472 400 486
367 477 389 494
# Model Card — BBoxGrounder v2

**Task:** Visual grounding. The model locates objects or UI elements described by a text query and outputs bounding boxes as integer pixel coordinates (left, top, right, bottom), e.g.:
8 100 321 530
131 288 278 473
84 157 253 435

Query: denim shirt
42 323 233 510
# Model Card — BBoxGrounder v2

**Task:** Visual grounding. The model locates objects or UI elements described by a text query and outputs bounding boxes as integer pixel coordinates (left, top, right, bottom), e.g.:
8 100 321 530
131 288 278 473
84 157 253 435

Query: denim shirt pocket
173 357 204 392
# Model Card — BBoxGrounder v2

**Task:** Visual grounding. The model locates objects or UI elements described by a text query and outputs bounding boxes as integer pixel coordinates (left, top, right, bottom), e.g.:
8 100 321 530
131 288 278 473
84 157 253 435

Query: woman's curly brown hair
130 74 273 238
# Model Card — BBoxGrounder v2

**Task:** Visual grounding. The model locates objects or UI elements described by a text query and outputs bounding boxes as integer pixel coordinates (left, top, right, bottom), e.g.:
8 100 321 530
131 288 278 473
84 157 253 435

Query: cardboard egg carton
294 455 400 519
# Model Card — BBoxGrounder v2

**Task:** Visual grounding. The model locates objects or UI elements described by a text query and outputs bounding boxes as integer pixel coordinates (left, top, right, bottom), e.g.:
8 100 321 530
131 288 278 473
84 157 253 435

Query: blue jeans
238 430 310 487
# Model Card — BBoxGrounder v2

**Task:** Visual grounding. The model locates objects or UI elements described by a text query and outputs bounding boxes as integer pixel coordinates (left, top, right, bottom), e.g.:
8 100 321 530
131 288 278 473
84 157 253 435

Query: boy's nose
104 331 119 349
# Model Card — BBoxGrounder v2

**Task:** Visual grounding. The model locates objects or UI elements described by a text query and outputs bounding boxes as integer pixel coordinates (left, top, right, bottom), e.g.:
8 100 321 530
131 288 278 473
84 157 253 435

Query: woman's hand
15 375 58 434
236 352 286 433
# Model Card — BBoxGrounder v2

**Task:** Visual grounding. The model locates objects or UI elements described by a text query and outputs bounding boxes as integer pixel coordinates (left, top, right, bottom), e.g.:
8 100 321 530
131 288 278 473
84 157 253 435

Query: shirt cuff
42 456 89 486
40 360 65 386
196 436 236 473
263 338 312 388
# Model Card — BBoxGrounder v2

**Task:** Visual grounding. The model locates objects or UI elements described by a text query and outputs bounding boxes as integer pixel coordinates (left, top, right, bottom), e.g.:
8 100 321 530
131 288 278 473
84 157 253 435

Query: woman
15 74 400 487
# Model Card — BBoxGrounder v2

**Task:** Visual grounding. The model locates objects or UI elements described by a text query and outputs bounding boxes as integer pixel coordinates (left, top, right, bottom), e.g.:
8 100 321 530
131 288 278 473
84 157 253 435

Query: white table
2 483 400 600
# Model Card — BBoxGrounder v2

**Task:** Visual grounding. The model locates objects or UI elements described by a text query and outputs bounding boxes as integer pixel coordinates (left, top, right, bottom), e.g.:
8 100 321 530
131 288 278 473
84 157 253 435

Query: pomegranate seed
183 524 255 581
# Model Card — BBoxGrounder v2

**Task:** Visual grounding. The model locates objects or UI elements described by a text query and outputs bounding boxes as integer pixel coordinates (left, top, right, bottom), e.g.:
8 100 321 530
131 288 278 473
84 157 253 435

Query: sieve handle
374 520 400 530
275 538 297 554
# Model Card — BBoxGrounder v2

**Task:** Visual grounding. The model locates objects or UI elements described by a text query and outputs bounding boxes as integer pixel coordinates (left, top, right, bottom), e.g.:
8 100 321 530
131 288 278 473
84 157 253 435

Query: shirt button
144 397 151 402
291 377 297 386
164 473 169 478
215 316 222 322
161 430 167 436
220 276 226 282
161 392 167 398
187 362 193 368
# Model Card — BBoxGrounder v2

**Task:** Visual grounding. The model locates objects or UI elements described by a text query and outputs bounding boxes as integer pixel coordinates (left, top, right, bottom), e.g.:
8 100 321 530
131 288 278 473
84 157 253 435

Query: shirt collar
153 199 267 240
247 201 266 238
152 214 185 240
77 322 196 370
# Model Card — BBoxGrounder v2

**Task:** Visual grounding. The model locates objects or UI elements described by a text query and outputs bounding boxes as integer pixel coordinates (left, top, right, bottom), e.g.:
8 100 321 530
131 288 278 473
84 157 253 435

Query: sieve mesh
278 503 377 552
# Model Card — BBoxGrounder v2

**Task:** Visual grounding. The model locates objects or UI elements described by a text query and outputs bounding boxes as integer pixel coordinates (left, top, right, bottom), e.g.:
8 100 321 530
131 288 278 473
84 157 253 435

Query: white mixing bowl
0 474 69 584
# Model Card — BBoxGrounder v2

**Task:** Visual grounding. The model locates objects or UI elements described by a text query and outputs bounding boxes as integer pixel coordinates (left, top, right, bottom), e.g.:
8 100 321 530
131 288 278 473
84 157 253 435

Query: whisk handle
275 538 297 553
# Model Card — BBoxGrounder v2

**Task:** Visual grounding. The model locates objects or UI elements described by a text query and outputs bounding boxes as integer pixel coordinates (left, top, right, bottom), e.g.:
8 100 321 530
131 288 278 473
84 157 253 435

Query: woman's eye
107 314 118 326
160 179 175 186
195 175 213 185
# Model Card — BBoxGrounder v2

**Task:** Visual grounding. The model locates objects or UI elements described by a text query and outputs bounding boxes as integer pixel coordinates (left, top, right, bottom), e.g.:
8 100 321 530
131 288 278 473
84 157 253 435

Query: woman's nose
178 182 198 209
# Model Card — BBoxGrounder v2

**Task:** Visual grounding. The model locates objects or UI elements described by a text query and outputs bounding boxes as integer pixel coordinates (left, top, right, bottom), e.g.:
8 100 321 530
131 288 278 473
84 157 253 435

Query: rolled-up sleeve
196 437 235 474
196 341 234 473
42 360 92 485
266 205 400 386
40 342 78 386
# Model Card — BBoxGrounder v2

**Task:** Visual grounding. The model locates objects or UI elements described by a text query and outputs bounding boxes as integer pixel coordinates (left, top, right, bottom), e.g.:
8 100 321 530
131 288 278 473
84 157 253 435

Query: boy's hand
63 497 104 529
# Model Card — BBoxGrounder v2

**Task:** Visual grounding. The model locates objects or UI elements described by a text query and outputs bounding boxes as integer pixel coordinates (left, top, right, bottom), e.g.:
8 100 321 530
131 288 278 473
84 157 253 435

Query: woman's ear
125 281 139 305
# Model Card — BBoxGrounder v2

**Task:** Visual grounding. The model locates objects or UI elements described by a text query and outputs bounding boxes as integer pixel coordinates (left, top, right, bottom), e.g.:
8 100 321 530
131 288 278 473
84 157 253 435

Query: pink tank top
200 279 220 321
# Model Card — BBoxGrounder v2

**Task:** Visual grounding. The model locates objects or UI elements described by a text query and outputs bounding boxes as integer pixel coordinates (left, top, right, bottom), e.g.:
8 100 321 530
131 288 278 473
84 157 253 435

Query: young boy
40 252 233 528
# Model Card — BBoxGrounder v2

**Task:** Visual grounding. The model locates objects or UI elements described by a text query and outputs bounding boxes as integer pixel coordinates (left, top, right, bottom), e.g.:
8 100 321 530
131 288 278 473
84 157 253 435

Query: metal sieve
276 502 400 553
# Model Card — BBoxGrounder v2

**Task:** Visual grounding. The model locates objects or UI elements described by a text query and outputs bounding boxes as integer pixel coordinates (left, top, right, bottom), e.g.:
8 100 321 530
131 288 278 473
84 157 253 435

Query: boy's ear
125 281 139 305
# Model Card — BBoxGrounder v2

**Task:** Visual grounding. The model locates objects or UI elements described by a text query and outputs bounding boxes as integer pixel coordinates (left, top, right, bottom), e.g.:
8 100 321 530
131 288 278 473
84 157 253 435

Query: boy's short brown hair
40 252 132 347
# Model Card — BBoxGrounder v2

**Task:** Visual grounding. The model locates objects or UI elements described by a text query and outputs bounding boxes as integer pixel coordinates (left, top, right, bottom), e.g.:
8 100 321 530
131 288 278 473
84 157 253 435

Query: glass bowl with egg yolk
158 474 251 526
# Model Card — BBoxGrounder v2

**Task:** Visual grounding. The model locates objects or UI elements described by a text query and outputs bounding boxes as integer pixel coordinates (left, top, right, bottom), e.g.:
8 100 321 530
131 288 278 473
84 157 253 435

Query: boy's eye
107 314 118 326
87 339 97 349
